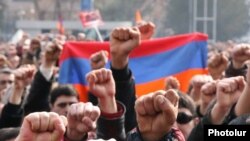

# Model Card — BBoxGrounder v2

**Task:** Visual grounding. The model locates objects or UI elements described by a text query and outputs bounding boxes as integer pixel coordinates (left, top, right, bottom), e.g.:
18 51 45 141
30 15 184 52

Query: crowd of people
0 21 249 141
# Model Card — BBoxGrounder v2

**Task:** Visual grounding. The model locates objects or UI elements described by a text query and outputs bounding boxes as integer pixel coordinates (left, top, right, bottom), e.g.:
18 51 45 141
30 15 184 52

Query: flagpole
93 24 103 42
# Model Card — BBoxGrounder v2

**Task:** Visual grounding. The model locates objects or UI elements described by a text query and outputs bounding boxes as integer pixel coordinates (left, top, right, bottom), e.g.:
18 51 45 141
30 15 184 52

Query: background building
0 0 250 42
0 0 131 41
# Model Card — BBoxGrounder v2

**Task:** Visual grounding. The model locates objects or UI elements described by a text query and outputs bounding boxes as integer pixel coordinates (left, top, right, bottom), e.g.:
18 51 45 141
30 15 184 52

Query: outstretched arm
24 41 62 115
110 27 141 133
87 68 126 141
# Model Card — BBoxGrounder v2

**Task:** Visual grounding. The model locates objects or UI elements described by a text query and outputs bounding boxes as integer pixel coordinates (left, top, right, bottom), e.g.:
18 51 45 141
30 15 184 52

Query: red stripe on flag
60 32 207 63
130 32 207 58
59 41 110 64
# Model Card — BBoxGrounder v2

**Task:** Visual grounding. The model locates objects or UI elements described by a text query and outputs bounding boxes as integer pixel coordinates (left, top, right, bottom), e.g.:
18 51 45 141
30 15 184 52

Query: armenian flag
59 32 208 101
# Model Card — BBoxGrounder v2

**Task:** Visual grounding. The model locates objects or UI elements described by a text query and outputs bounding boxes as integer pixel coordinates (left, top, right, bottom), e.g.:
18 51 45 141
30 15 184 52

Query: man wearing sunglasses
165 77 199 140
175 91 199 140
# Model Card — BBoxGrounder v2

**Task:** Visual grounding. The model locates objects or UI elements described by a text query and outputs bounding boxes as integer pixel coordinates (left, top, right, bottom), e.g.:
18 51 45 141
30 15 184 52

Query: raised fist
110 27 141 69
90 50 108 70
15 112 67 141
66 102 100 141
135 90 179 141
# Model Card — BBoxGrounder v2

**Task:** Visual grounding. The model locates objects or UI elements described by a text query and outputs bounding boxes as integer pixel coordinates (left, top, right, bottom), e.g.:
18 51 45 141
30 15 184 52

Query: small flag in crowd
57 14 65 35
59 32 208 102
135 10 143 23
79 10 103 28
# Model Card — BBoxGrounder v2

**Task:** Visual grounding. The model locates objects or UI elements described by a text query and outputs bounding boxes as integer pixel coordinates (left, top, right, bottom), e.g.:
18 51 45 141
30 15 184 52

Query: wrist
98 96 117 114
138 123 172 141
190 88 201 103
14 135 22 141
246 81 250 88
9 87 24 105
111 53 129 69
65 128 87 141
232 60 244 69
141 130 168 141
199 103 208 115
210 73 224 80
211 103 230 124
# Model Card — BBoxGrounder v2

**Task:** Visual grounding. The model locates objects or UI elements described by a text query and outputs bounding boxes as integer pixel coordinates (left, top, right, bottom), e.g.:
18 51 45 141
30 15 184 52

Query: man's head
0 68 14 92
77 33 86 41
49 84 79 116
174 91 199 140
6 44 17 58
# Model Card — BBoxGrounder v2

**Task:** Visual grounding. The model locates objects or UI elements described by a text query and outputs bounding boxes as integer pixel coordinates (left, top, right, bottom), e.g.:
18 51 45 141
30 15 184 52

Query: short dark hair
0 68 13 74
0 127 20 141
177 90 196 116
49 84 79 105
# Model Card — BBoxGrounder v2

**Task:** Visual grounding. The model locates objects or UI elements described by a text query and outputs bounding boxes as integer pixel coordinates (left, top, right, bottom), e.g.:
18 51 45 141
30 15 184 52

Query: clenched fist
15 112 67 141
110 27 141 69
135 90 179 141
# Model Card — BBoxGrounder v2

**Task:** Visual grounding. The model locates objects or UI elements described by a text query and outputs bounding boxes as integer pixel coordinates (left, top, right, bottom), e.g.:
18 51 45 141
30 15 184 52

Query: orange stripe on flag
175 68 208 93
135 68 208 97
74 84 88 102
74 69 208 101
135 78 165 97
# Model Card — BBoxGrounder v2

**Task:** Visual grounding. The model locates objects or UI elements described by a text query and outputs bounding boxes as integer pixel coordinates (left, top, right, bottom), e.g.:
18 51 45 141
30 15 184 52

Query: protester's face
9 55 20 69
174 108 197 140
51 95 78 116
30 41 40 49
22 43 30 54
6 45 17 57
0 73 14 91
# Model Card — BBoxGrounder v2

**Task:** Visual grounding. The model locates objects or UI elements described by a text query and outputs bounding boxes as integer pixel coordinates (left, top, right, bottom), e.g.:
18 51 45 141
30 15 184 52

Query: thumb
164 89 179 107
154 94 178 123
86 73 96 89
236 76 245 91
130 27 141 40
51 116 67 141
154 95 172 113
221 54 228 63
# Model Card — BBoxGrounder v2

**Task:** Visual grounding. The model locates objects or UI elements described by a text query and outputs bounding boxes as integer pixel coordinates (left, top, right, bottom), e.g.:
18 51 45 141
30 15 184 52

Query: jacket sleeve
126 127 185 141
111 65 137 133
0 102 23 128
187 103 237 141
96 101 126 141
225 60 247 78
24 70 53 115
